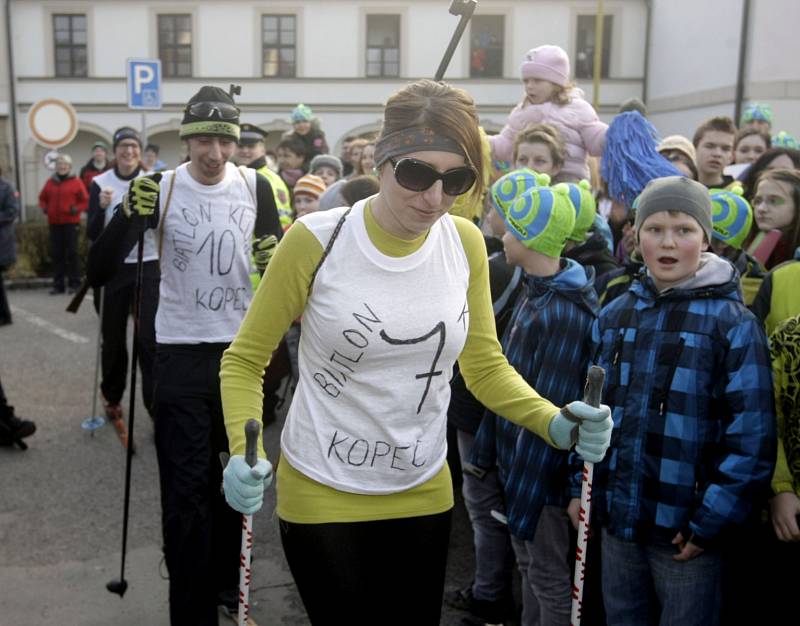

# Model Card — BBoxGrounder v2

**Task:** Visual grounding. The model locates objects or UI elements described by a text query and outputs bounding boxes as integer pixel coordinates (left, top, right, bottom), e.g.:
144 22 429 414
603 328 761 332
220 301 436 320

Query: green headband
179 120 241 141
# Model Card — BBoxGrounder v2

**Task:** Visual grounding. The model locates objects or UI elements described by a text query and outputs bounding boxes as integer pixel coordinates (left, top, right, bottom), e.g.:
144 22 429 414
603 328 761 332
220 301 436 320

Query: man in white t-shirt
86 127 156 447
87 86 282 626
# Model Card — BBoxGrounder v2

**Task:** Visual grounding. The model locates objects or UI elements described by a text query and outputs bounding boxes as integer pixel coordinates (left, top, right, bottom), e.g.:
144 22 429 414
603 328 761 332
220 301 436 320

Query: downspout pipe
734 0 751 125
5 0 22 218
642 0 652 104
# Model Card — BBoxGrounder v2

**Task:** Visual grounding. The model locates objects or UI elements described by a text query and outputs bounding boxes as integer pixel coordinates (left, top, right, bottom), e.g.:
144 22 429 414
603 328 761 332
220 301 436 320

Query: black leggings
280 510 452 625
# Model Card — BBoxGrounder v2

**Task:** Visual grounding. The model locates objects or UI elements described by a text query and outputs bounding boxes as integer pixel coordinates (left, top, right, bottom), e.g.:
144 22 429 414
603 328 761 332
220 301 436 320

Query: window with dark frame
262 15 296 78
575 15 613 79
53 14 87 77
366 15 400 78
158 14 193 78
470 15 504 78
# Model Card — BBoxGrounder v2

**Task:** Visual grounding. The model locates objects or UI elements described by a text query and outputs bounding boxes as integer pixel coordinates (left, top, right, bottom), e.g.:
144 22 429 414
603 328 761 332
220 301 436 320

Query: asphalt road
0 287 478 625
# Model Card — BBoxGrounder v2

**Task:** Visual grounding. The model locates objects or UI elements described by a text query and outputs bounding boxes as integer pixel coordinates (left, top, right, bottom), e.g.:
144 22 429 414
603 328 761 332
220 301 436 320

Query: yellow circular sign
28 99 78 148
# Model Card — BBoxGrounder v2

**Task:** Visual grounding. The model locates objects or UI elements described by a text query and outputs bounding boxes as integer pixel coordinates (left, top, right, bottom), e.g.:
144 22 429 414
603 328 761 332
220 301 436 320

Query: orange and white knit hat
293 174 326 199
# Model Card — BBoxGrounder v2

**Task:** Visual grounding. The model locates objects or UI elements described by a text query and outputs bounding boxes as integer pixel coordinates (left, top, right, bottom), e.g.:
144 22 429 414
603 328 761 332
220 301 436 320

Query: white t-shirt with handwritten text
93 168 158 263
281 200 471 494
155 162 257 344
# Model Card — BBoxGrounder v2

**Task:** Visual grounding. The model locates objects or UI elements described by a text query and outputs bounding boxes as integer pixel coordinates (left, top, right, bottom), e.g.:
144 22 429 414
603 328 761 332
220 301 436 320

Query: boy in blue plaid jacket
473 175 600 626
570 177 776 625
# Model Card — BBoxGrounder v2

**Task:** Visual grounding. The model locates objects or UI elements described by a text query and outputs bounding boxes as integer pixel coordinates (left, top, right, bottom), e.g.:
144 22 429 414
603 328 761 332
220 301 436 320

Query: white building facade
0 0 797 219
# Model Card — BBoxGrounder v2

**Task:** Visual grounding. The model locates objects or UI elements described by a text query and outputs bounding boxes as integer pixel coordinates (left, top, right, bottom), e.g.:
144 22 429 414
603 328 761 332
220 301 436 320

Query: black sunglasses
185 101 240 120
389 157 476 196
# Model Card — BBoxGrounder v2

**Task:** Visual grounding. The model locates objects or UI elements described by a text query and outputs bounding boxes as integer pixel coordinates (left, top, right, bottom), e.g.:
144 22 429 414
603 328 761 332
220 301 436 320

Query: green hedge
6 222 89 279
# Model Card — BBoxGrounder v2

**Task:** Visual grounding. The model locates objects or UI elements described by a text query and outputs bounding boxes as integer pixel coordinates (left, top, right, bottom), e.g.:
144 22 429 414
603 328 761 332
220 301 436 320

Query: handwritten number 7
380 322 446 414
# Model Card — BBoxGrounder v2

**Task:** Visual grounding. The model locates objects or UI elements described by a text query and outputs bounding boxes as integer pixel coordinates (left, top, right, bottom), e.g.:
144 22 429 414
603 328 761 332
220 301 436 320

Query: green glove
122 174 161 223
253 234 278 274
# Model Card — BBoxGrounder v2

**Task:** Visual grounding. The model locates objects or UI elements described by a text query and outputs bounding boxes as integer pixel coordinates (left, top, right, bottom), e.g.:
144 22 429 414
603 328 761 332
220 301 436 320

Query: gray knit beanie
309 154 343 179
634 176 713 242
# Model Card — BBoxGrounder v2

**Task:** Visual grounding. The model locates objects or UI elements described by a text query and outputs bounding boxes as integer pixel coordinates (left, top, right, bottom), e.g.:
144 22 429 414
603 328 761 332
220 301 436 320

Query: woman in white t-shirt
220 79 613 625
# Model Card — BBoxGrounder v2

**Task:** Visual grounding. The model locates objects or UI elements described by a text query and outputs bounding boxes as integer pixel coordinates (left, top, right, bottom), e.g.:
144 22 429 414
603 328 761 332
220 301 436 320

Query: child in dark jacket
573 176 776 625
473 174 600 626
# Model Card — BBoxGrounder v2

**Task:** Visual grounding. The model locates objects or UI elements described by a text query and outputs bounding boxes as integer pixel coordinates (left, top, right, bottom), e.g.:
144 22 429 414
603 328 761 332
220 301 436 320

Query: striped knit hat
495 183 576 257
710 186 753 249
564 179 597 242
293 174 326 199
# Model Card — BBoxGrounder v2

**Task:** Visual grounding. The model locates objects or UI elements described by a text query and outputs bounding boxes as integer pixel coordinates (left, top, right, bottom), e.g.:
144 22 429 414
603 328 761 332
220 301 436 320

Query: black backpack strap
307 207 351 296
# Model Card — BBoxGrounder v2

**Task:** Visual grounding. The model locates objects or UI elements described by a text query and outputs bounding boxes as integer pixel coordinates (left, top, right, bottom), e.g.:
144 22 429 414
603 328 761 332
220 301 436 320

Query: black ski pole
434 0 478 81
107 174 159 596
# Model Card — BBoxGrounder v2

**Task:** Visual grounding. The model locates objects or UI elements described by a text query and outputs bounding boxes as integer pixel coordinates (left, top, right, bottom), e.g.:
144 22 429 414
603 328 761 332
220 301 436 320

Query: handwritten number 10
196 229 236 276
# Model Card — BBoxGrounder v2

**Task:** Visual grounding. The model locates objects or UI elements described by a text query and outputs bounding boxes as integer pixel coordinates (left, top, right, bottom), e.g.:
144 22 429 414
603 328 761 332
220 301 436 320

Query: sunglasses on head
389 157 476 196
185 101 240 121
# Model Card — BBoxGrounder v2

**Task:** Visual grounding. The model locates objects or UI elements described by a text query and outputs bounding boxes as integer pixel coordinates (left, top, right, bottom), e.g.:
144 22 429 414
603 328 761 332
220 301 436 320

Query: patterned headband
373 127 466 167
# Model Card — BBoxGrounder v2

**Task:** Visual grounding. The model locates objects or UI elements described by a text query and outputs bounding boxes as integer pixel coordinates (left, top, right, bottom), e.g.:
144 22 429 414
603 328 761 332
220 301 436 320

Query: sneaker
0 408 36 446
218 602 258 626
444 584 517 624
49 287 65 295
111 416 130 449
445 585 476 612
103 400 123 422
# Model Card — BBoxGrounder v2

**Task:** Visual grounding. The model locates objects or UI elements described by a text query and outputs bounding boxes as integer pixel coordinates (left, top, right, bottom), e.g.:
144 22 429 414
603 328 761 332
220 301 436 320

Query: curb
6 278 53 290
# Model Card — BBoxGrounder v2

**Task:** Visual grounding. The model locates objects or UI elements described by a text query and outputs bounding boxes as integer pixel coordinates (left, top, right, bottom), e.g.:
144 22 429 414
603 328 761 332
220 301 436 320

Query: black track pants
98 262 158 410
280 509 452 625
153 343 241 626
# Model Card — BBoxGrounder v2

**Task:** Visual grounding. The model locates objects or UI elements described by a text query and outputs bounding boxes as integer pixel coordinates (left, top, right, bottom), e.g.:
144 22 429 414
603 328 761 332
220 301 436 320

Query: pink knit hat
520 45 570 86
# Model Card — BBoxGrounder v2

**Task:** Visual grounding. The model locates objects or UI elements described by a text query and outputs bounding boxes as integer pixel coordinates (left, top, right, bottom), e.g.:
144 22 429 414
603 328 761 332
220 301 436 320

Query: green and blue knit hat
291 104 313 123
490 168 551 216
772 131 799 150
564 179 597 242
740 102 773 127
709 185 753 249
495 183 576 257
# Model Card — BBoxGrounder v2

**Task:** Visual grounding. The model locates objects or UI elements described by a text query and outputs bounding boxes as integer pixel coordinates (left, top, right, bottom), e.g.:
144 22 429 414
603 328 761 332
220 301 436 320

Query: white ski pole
238 419 261 626
570 365 605 626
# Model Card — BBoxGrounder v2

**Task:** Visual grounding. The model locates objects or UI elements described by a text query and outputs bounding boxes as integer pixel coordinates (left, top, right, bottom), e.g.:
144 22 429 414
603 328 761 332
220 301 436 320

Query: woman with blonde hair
219 79 612 624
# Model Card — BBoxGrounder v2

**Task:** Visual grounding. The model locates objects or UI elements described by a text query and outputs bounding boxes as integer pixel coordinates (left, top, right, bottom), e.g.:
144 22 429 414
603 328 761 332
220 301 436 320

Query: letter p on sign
126 59 162 110
134 65 154 93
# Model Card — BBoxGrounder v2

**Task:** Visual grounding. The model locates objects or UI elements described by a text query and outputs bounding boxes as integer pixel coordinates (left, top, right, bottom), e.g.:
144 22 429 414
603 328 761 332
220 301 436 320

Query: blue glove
549 401 613 463
222 455 273 515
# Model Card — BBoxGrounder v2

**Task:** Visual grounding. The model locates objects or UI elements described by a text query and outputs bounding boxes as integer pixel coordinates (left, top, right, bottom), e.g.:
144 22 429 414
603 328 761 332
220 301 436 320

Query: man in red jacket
39 154 88 294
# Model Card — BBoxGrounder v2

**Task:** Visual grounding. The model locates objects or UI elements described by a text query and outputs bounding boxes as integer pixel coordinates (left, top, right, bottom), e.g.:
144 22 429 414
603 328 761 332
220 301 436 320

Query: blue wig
601 111 682 207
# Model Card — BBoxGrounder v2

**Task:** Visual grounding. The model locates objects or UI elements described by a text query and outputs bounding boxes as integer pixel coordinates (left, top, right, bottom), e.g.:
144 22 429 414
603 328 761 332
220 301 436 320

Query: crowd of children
437 44 799 626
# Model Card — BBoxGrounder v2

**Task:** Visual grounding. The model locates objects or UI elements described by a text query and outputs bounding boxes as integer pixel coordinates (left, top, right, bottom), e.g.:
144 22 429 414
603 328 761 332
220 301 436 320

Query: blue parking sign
126 59 162 110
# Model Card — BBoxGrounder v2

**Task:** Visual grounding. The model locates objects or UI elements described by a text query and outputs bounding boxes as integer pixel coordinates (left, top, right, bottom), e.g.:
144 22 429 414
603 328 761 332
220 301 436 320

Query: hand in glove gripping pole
122 173 162 228
253 234 278 274
549 400 613 463
223 455 273 515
